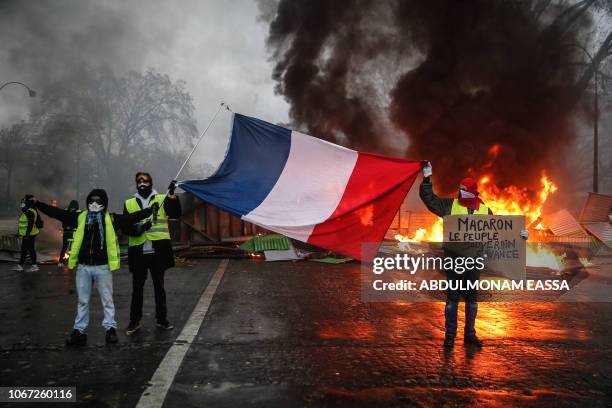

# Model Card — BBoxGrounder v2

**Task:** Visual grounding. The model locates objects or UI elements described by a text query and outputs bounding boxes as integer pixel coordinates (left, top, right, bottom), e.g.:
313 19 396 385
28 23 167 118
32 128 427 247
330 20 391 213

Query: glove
134 220 152 235
168 180 177 196
422 162 433 178
520 229 529 240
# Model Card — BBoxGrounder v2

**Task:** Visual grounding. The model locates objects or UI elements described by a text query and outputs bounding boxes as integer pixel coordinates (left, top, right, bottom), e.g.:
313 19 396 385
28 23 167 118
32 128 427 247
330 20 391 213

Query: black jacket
62 201 80 233
122 194 181 272
36 194 152 266
62 209 79 233
420 177 493 262
419 177 493 217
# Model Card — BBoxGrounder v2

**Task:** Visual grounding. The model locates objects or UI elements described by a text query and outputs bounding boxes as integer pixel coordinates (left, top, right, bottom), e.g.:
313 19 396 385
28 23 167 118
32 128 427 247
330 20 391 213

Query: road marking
136 259 229 408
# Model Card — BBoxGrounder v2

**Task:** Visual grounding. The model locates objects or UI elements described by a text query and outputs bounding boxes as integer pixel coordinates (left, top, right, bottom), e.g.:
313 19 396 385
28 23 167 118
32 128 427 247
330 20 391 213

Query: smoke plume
0 0 177 208
265 0 604 194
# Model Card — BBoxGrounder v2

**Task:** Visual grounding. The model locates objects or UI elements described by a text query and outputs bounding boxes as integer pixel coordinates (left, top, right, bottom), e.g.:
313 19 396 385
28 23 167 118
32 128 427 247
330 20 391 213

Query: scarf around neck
85 211 105 249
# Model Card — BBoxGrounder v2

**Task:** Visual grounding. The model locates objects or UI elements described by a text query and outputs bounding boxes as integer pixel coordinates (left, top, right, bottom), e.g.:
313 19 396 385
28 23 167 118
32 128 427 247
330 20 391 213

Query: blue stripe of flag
179 113 292 216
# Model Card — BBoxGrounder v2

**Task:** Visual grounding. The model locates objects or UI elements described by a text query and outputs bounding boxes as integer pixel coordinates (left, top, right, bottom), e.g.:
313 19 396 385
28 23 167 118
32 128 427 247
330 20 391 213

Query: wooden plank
219 210 230 239
180 219 217 242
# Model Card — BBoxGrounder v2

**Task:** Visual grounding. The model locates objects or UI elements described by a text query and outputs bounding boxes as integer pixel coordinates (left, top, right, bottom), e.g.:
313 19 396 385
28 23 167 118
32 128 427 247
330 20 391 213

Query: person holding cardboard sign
420 162 528 349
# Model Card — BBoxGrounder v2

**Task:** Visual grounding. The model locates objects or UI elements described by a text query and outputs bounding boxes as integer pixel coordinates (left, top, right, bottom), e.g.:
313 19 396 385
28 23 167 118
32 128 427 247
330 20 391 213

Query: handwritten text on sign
443 215 525 279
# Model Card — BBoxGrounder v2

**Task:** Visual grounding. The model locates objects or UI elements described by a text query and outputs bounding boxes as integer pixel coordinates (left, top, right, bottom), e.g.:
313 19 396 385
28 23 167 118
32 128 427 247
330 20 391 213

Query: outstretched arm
162 181 181 218
163 195 181 218
419 177 453 217
36 201 78 225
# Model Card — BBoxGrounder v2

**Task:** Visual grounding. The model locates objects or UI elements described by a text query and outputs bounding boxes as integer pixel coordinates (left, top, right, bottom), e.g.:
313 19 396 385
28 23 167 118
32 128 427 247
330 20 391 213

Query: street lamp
0 81 36 97
567 44 601 193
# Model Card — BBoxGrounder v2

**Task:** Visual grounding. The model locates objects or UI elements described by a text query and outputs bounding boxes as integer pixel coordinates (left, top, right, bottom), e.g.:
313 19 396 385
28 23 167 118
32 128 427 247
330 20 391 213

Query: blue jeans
73 264 117 332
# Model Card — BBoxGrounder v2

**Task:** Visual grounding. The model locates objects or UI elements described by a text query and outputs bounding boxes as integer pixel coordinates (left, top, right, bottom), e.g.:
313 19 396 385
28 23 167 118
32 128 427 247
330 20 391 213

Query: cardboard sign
443 215 525 279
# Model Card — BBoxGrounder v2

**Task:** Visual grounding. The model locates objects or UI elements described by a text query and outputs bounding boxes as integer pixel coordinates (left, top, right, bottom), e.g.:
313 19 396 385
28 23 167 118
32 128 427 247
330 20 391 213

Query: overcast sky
0 0 288 173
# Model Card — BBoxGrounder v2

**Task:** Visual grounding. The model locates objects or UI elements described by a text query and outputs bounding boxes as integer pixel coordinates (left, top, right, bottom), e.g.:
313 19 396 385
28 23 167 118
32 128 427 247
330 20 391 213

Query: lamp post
593 69 598 193
0 81 36 97
566 45 601 193
577 48 599 193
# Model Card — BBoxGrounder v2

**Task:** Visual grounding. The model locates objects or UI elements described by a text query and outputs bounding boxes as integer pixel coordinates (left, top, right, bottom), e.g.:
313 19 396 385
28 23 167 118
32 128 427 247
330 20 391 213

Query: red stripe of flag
307 153 422 260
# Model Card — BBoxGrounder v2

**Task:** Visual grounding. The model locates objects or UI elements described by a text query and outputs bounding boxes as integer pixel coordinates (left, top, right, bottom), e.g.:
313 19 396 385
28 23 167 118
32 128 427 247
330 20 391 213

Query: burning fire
396 145 558 244
394 144 568 270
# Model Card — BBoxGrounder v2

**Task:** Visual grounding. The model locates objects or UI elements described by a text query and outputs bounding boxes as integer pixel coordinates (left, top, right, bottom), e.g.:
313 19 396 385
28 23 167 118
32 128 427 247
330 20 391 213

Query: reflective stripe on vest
68 211 121 271
18 208 39 236
450 199 489 215
125 194 170 247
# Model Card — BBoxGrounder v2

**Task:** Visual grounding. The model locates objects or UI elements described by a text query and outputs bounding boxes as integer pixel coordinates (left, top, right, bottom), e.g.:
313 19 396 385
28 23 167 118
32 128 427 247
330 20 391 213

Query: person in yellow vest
14 195 42 272
419 162 528 348
33 189 155 346
123 172 181 336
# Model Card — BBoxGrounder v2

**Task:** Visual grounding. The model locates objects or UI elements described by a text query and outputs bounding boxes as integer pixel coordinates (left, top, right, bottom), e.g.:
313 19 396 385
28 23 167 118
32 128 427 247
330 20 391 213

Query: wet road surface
1 259 611 407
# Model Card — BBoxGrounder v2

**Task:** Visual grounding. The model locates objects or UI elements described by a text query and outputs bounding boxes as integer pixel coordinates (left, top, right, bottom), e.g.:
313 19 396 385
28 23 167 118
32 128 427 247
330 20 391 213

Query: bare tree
40 66 198 200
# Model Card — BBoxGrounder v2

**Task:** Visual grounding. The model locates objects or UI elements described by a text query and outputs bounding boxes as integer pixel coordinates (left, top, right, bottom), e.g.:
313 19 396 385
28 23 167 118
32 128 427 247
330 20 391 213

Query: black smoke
265 0 604 194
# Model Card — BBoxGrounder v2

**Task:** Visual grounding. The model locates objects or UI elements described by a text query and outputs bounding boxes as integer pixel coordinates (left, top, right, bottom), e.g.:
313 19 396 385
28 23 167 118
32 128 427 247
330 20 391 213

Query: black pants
445 269 479 338
19 236 37 265
59 231 73 261
129 254 167 323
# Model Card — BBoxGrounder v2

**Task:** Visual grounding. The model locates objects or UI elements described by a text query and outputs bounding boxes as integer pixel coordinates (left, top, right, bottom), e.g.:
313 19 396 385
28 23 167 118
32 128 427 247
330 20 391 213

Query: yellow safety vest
450 199 489 215
68 211 121 271
125 194 170 247
18 208 40 236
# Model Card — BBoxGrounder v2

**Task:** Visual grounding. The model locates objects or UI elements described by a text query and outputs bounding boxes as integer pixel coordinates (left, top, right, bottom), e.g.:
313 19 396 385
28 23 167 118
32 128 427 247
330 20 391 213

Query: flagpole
174 101 228 183
155 101 228 220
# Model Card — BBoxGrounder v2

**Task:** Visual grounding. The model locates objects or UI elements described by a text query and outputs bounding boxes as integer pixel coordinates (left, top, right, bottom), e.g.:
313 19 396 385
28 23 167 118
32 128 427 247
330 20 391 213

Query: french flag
178 113 422 260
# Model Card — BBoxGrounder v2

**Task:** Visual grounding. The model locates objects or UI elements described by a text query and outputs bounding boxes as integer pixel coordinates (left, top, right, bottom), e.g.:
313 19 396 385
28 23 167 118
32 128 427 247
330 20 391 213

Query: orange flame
479 169 557 226
396 144 558 243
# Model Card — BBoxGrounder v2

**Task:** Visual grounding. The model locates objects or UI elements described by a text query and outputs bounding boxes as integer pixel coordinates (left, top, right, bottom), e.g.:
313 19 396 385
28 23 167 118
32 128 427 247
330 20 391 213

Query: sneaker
125 321 141 336
66 329 87 346
156 320 174 331
57 262 64 268
105 328 118 344
443 335 455 348
27 264 39 272
12 264 24 271
464 335 483 348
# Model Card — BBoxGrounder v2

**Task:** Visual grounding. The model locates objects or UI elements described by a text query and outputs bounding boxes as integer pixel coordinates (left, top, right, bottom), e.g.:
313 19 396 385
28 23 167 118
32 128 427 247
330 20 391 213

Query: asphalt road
1 259 611 407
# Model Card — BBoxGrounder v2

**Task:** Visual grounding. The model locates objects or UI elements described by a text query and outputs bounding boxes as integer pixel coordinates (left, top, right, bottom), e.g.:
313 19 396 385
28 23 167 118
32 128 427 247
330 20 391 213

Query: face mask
137 181 152 196
88 202 105 212
459 190 476 199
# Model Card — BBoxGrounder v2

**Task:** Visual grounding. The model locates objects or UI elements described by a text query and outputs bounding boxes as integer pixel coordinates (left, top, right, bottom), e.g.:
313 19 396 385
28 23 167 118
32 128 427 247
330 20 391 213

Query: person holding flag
419 162 529 349
123 172 181 336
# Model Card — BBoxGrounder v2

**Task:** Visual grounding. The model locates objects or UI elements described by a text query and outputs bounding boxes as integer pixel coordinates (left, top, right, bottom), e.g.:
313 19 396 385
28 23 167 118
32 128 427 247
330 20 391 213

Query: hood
22 194 35 211
460 177 478 194
68 200 79 211
86 188 109 210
